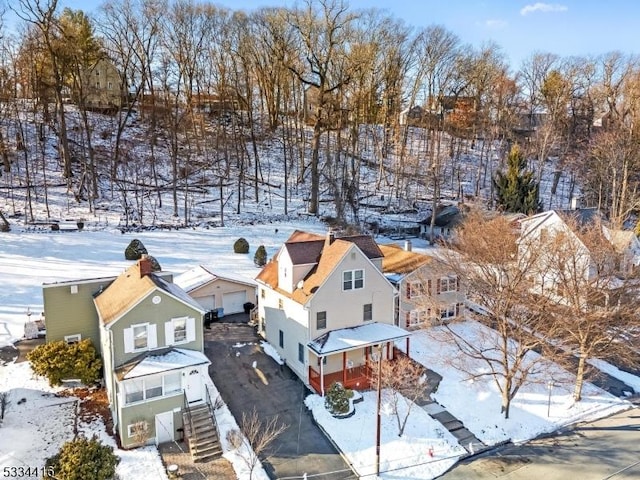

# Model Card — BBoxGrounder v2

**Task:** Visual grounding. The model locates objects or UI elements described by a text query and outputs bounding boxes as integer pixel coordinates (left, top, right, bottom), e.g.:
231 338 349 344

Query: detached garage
175 266 257 316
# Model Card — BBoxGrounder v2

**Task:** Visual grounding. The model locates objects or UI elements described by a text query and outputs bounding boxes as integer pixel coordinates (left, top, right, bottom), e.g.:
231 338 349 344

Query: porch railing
308 364 371 394
204 382 222 444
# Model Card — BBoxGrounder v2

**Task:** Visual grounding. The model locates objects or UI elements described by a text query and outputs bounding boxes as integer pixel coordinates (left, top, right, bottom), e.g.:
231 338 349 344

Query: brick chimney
138 254 153 277
325 229 335 248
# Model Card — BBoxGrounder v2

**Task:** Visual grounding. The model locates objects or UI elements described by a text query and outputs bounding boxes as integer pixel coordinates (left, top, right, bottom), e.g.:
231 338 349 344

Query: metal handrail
204 382 222 443
183 391 195 444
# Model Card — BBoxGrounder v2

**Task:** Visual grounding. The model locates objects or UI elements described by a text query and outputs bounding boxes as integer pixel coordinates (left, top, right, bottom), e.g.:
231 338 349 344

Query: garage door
197 295 215 311
222 291 247 314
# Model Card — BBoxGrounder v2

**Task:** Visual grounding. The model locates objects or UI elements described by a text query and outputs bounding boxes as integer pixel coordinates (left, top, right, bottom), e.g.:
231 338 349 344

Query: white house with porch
255 230 411 395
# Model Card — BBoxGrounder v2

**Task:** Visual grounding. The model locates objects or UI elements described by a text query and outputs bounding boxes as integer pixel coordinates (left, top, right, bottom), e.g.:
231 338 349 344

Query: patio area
158 441 235 479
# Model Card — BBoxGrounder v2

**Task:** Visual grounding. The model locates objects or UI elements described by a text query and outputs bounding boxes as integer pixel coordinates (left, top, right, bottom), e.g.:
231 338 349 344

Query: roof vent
297 280 304 290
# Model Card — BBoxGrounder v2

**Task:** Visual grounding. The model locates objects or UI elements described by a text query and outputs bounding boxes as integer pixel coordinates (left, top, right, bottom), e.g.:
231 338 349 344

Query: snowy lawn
404 320 631 445
0 361 168 480
0 223 326 478
305 391 466 479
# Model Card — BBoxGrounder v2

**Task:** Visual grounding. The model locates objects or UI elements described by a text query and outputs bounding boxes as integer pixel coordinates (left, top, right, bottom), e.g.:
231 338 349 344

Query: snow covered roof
116 348 210 380
308 322 410 355
174 265 257 293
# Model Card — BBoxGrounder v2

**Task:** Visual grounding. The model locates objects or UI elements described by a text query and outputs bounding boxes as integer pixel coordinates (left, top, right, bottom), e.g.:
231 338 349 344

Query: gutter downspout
320 356 325 397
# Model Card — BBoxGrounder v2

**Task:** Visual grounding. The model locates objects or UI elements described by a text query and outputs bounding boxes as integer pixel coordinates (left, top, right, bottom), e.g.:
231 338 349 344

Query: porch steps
183 404 223 463
422 402 485 453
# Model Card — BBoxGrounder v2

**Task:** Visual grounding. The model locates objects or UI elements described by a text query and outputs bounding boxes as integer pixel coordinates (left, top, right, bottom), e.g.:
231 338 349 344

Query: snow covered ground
0 222 326 479
404 321 630 445
306 392 466 479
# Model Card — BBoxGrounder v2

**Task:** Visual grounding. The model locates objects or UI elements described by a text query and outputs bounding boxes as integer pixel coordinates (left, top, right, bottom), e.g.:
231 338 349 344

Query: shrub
27 339 102 387
44 435 119 480
124 239 148 260
325 382 351 415
234 237 249 254
253 245 267 266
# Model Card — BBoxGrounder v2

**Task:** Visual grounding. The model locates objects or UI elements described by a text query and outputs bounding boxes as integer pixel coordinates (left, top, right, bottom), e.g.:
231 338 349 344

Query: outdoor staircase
183 403 223 463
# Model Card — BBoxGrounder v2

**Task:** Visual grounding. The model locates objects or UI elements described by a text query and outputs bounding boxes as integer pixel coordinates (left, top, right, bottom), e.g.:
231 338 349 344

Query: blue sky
13 0 639 70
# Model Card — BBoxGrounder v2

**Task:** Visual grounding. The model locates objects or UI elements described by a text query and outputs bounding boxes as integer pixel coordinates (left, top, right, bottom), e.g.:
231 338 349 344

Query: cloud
520 3 568 15
485 19 508 29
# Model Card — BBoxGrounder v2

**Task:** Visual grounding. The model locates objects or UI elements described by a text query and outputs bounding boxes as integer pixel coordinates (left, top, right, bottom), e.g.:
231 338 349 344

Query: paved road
439 407 640 480
205 318 356 480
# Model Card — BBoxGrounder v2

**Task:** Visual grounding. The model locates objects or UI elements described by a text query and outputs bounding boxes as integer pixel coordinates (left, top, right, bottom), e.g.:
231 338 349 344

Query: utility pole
375 342 383 475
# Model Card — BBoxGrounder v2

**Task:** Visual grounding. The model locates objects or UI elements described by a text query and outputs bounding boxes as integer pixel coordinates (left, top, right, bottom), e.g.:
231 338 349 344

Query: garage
222 291 247 314
196 295 215 312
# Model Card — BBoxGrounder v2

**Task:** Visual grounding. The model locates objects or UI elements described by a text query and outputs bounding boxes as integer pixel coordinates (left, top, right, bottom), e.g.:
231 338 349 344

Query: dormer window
343 269 364 290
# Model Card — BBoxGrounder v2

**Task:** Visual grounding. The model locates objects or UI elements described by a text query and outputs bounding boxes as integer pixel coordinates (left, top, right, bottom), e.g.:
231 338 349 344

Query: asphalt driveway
205 316 356 480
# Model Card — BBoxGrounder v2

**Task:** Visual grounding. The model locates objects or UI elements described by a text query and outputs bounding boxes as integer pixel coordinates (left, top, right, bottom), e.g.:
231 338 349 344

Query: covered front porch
307 322 411 396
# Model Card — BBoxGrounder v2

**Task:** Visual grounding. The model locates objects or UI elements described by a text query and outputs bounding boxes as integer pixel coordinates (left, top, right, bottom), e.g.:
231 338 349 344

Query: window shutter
148 324 158 349
186 317 196 343
456 277 460 291
165 321 174 346
124 327 134 353
404 311 410 327
436 279 441 295
405 283 410 299
427 279 432 296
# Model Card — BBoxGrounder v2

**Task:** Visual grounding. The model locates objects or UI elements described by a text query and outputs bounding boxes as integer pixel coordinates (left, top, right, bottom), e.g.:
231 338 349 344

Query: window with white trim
363 303 372 321
439 277 457 293
173 318 187 343
409 309 430 326
165 317 195 346
127 421 149 439
123 372 183 405
133 324 148 350
343 269 364 290
316 311 327 330
440 305 456 319
409 280 426 298
64 334 81 344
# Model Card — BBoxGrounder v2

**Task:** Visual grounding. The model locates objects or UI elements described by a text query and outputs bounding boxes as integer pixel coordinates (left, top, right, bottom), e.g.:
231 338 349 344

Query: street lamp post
547 380 554 417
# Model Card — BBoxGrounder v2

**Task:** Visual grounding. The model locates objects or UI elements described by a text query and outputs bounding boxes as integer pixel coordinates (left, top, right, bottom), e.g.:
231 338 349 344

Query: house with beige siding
379 244 466 329
255 231 410 395
43 258 221 457
175 265 257 316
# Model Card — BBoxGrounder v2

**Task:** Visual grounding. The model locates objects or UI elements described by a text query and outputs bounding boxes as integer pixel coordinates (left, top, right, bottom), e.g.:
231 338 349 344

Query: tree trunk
573 351 586 401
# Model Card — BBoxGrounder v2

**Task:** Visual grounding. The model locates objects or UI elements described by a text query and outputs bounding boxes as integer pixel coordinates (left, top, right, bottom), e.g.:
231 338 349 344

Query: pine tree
27 339 102 387
493 144 541 214
44 435 118 480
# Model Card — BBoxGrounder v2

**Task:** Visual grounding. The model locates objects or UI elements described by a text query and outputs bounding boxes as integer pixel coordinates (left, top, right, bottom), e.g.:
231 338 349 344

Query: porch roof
115 348 210 380
308 322 410 356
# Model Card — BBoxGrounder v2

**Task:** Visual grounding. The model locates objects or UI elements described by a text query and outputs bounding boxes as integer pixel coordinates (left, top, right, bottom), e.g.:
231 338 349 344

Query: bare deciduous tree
368 354 428 436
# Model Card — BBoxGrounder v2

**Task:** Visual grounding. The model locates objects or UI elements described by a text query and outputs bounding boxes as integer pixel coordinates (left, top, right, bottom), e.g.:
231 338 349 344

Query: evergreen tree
493 144 541 214
27 339 102 387
253 245 267 267
44 435 119 480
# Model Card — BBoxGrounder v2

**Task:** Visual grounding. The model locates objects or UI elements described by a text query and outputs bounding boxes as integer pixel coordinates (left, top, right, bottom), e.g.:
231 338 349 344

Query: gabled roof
174 265 257 293
308 322 410 355
284 240 325 265
379 244 432 275
95 259 204 325
288 230 325 242
343 235 384 259
256 235 368 304
115 347 210 380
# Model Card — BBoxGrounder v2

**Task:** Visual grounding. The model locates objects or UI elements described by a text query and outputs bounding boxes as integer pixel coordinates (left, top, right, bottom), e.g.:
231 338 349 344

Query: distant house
379 243 466 329
255 230 410 395
77 58 125 111
43 257 220 455
419 204 463 240
302 85 349 129
175 265 257 316
519 209 640 298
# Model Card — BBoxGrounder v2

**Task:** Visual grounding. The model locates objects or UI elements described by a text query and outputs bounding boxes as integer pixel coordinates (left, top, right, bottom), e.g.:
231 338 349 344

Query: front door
185 368 203 404
155 411 174 445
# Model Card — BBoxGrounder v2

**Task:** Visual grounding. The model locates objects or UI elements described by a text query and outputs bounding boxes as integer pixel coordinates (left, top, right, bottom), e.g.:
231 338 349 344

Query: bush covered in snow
27 339 102 387
44 435 119 480
234 237 249 254
124 238 148 260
